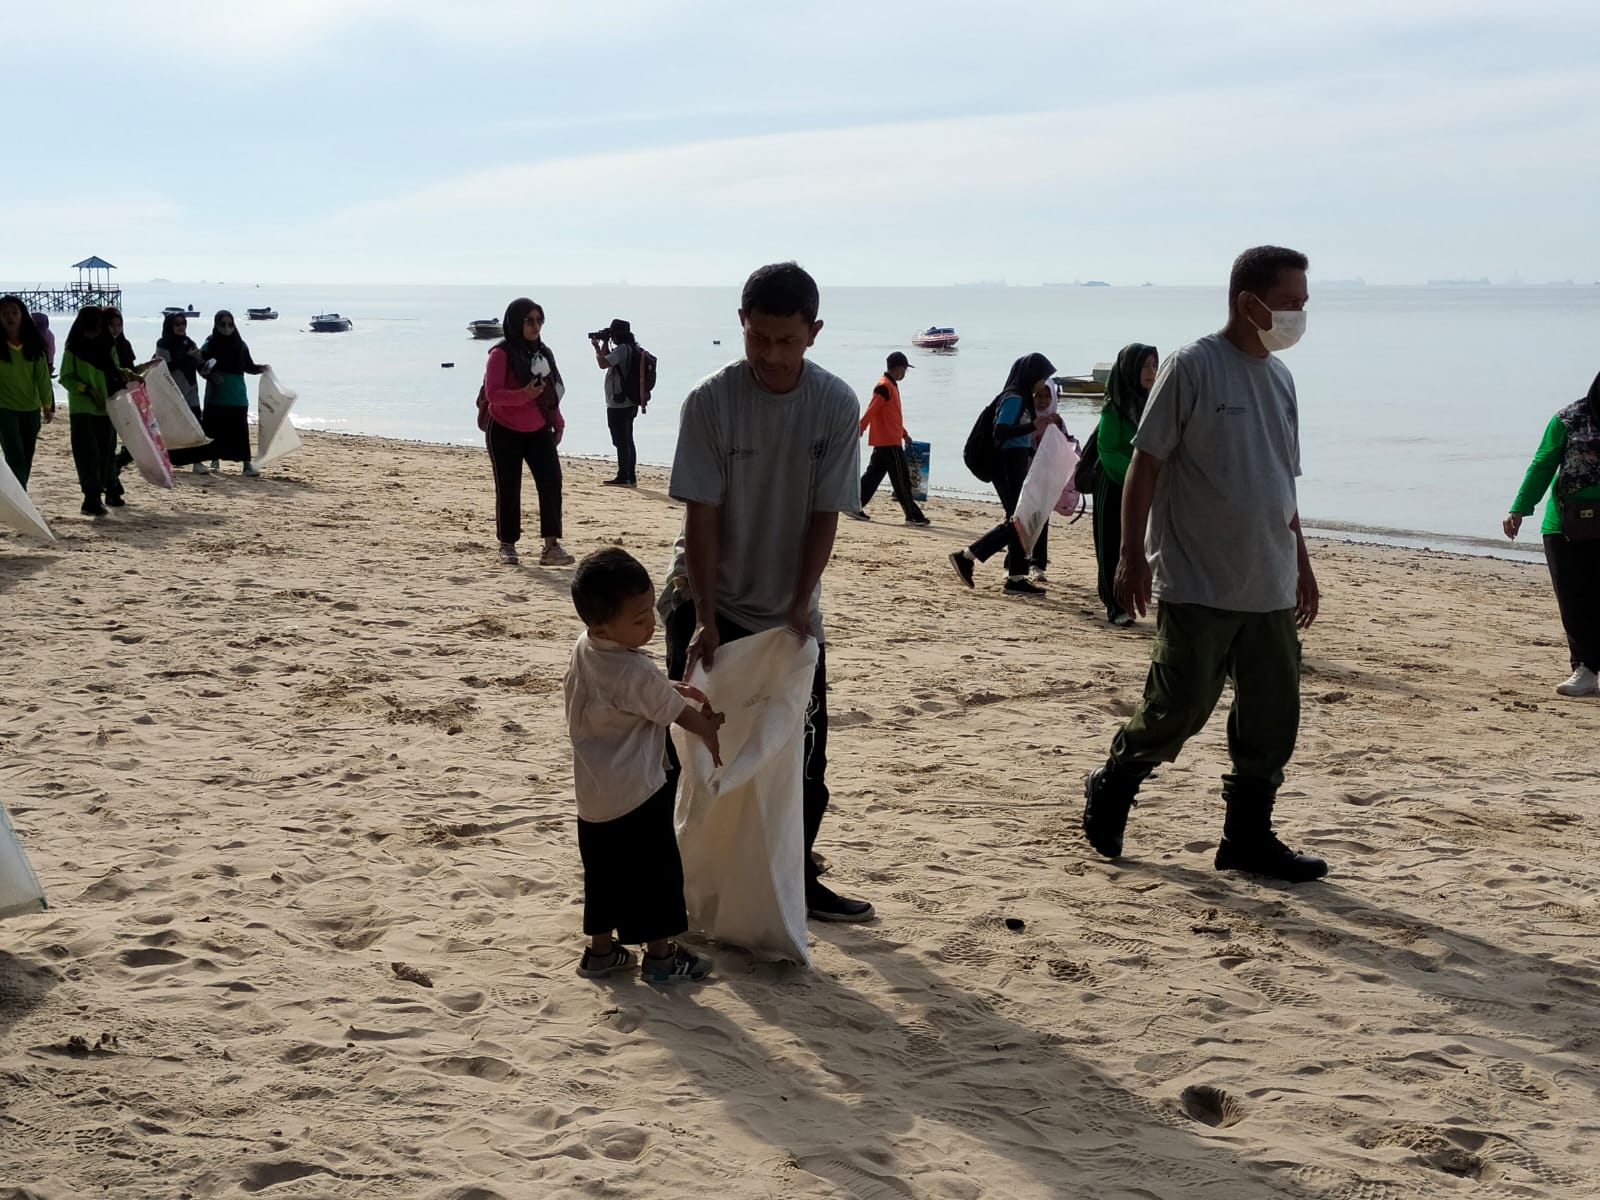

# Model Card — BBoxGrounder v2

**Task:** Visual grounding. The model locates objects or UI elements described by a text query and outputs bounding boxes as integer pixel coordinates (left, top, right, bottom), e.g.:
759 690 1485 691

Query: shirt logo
810 438 828 459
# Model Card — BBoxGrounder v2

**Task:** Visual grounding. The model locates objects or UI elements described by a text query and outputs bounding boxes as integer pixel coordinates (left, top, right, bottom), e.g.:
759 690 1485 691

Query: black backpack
1072 426 1102 495
962 397 1003 483
620 344 657 408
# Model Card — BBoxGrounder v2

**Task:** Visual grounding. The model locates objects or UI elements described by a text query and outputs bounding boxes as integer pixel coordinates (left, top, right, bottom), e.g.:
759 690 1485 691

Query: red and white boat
910 326 959 349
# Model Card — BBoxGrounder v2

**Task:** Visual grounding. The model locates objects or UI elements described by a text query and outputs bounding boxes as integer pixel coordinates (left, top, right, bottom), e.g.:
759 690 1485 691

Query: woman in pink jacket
484 297 573 567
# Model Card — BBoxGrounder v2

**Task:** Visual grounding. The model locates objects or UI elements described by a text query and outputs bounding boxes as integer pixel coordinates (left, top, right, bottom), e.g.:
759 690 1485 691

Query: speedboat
163 305 202 319
309 313 353 333
468 319 503 339
247 307 279 321
910 326 959 349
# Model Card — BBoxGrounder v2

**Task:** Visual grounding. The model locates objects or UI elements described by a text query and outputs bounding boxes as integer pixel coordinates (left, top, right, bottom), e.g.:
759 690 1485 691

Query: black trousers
1544 533 1600 671
606 405 638 483
664 601 830 895
969 447 1046 577
69 413 124 501
487 420 562 544
0 408 42 488
1093 471 1125 619
577 777 687 944
860 444 926 522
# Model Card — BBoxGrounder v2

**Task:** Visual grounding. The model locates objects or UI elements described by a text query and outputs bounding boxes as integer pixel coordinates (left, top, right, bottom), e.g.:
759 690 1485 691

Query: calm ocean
37 281 1600 561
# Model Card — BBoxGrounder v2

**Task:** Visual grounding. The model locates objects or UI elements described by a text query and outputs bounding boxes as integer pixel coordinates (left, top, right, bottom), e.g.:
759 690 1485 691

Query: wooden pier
15 255 122 313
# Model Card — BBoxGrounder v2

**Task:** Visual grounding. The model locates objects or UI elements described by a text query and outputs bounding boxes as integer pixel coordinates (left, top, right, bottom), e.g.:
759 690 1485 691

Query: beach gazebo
72 256 118 296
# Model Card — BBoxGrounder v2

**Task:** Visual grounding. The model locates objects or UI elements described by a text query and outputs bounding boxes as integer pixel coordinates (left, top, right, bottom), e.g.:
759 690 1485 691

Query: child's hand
673 682 710 707
701 723 723 768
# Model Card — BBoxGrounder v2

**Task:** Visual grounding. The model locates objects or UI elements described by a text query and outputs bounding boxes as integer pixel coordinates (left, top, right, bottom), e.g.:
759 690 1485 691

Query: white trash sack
106 382 175 489
0 456 53 541
1011 423 1079 555
672 627 818 965
256 369 302 467
0 802 47 918
143 360 208 448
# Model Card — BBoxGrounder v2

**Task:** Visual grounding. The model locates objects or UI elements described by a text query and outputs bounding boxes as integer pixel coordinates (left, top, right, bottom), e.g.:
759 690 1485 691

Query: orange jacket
859 374 907 447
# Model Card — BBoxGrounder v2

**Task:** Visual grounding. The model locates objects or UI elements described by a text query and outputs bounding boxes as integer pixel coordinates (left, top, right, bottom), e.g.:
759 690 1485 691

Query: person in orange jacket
850 351 929 526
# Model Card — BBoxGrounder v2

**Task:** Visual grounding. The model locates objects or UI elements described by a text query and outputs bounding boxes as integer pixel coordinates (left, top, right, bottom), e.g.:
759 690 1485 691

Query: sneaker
192 462 210 475
81 498 108 517
949 550 975 588
497 542 520 566
1082 767 1137 858
1111 611 1134 628
105 494 126 508
539 543 575 567
807 885 875 923
242 462 261 477
209 461 220 472
1555 666 1599 697
1029 567 1049 585
845 509 871 521
1214 832 1329 883
1003 577 1045 595
905 516 932 527
640 942 712 984
577 945 637 979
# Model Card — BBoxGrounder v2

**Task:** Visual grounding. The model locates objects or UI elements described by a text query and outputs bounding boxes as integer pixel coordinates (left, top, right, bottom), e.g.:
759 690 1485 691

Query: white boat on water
468 319 503 339
911 326 959 349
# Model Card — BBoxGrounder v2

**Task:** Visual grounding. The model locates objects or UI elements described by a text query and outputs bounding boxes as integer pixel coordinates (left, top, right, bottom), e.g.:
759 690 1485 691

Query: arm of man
684 500 722 672
787 512 839 638
1288 512 1318 629
1114 449 1165 618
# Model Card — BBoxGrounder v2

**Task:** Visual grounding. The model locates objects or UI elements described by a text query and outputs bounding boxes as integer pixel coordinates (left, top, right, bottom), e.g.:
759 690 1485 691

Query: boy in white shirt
563 547 725 983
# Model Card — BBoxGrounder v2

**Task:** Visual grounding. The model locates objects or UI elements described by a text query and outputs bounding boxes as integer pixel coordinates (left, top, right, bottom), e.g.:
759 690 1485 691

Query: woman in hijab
949 351 1061 594
482 296 572 567
1504 369 1600 696
31 311 55 376
155 312 214 474
103 307 143 381
0 295 55 488
58 306 126 514
1093 343 1159 626
199 310 269 475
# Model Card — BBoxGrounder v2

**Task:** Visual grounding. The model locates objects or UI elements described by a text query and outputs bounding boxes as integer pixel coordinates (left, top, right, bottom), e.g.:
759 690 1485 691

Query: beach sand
2 430 1597 1199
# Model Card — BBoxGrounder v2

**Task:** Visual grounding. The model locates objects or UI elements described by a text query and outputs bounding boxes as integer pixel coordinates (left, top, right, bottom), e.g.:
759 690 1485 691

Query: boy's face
739 309 822 394
594 589 657 648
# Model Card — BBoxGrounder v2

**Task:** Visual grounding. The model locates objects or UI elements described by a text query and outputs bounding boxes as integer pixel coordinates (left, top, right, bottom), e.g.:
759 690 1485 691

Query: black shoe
905 516 932 527
807 885 875 923
1082 768 1138 858
845 509 871 521
105 494 126 508
601 477 628 487
1214 834 1328 883
949 551 975 588
81 498 108 517
114 448 133 469
1003 577 1046 595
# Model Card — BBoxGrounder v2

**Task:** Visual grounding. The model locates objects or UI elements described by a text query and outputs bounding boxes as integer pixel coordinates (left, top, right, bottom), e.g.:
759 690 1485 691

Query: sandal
577 945 637 978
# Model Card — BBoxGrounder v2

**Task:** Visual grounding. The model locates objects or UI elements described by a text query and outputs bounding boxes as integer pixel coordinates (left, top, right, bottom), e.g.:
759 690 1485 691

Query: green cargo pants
1109 601 1301 788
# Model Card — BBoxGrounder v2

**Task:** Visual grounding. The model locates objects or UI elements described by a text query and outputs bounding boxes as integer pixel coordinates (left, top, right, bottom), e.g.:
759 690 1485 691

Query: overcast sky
11 0 1599 286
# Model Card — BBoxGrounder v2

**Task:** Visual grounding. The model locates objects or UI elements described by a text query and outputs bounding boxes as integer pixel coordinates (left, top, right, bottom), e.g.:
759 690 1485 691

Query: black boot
1082 761 1152 858
1214 781 1328 883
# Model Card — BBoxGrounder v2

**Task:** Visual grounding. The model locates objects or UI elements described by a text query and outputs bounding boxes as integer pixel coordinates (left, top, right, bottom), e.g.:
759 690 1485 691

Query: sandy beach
2 429 1597 1200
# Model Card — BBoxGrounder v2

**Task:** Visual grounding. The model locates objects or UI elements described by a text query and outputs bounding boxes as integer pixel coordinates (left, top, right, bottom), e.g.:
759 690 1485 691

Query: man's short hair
571 547 653 626
741 262 820 324
1228 246 1310 304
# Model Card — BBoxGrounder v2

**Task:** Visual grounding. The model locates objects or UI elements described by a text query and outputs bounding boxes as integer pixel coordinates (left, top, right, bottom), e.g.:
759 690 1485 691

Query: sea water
47 281 1600 560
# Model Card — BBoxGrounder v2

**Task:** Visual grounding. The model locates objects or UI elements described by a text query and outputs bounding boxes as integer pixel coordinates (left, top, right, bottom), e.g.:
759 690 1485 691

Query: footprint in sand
1178 1083 1246 1127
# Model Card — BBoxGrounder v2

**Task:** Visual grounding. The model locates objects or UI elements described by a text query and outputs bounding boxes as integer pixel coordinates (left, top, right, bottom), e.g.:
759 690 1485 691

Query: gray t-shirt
1133 332 1302 612
604 343 632 408
668 358 860 641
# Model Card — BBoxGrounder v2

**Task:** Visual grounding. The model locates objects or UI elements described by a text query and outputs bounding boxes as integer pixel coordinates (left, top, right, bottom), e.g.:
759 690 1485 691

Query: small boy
563 546 725 983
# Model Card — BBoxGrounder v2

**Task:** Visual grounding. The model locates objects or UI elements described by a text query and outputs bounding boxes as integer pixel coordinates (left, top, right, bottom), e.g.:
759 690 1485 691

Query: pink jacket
484 346 563 436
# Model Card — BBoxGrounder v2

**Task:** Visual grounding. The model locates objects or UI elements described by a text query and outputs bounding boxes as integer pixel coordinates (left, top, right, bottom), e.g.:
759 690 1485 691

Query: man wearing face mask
1080 244 1327 884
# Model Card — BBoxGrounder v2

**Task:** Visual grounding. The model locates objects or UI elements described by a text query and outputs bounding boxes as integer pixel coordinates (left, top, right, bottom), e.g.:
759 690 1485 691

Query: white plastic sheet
1011 424 1079 554
256 370 302 467
143 360 209 448
0 456 53 541
672 628 817 965
106 382 175 489
0 802 47 918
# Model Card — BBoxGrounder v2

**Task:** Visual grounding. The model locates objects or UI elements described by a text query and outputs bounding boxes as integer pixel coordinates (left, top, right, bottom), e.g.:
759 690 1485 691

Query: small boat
1054 363 1115 395
468 319 503 339
247 307 279 321
163 305 202 319
309 313 353 333
910 326 959 349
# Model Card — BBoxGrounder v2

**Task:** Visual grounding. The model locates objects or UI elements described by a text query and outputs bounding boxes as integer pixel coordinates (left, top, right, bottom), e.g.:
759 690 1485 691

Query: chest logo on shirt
1214 403 1246 415
810 438 828 460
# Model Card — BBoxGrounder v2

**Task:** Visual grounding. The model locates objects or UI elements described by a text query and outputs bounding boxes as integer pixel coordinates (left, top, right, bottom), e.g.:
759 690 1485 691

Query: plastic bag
1011 424 1079 554
143 360 209 448
905 440 931 502
672 628 817 965
106 383 175 489
0 456 53 541
257 370 302 467
0 801 47 918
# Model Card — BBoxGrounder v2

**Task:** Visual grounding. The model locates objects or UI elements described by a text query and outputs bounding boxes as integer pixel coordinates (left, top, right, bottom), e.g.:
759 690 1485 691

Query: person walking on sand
948 352 1062 595
1080 245 1327 884
59 307 127 515
1092 343 1159 626
484 297 573 567
662 261 874 924
1503 369 1600 697
0 295 56 489
592 318 642 488
564 547 725 983
849 351 929 526
199 311 270 476
31 312 56 377
155 313 214 475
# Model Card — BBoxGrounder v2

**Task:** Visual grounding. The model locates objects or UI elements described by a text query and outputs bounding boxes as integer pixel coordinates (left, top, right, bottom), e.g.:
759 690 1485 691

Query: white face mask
1247 294 1305 352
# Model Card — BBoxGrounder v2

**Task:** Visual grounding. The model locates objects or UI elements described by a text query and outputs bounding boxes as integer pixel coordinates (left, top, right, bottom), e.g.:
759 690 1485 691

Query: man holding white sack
664 261 875 924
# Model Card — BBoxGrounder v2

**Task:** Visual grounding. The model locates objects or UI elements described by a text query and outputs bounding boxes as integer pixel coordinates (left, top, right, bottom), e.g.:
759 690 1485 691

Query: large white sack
1011 424 1079 555
672 628 817 965
257 370 302 467
0 456 53 541
0 802 47 918
106 383 175 489
143 359 208 448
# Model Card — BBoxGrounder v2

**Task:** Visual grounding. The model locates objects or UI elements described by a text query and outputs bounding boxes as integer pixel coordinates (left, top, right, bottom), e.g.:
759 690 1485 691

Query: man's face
740 309 822 393
1242 268 1309 327
888 363 907 382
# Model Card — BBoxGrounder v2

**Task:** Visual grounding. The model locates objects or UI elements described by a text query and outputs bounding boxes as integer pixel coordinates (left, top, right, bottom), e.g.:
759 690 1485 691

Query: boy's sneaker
577 945 637 978
539 542 575 567
1555 666 1599 697
949 550 975 588
640 942 712 984
497 542 520 566
1029 567 1049 585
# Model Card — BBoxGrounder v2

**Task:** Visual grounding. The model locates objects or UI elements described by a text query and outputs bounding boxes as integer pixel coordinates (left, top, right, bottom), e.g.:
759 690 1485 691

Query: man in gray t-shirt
665 261 873 923
1081 245 1329 885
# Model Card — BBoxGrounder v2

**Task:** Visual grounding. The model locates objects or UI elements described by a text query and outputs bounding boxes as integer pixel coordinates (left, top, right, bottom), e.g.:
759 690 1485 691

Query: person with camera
592 318 642 487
